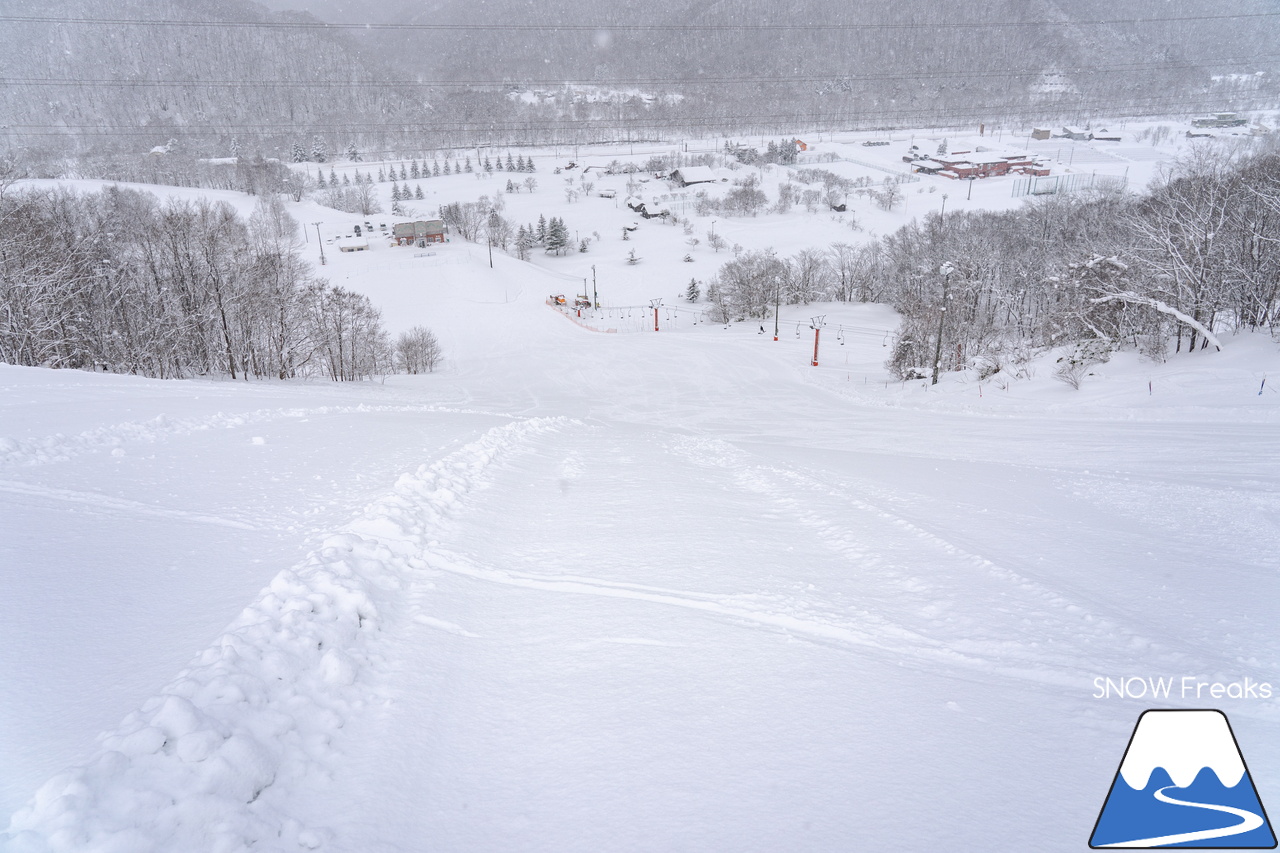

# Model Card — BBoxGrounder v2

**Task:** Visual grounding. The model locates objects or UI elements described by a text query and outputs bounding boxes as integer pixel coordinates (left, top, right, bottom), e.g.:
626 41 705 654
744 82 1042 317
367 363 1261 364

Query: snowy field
3 124 1280 852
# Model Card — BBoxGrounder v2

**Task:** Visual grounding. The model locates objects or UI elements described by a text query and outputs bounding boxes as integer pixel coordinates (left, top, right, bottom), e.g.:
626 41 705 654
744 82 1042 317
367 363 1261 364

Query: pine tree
312 136 327 163
411 159 420 179
443 160 452 175
484 155 493 172
515 225 534 260
414 185 424 200
937 138 948 156
506 179 516 194
317 170 328 189
464 157 473 173
506 153 516 171
516 154 527 172
545 217 569 255
230 137 241 159
432 161 441 177
291 141 306 163
329 166 338 185
342 172 350 186
346 142 361 161
525 157 536 173
536 214 548 244
378 167 386 182
392 198 405 216
686 278 700 302
391 182 400 201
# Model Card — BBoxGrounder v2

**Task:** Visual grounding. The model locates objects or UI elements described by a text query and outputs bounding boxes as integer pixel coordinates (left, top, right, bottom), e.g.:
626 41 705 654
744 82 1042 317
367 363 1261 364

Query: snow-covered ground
3 126 1279 852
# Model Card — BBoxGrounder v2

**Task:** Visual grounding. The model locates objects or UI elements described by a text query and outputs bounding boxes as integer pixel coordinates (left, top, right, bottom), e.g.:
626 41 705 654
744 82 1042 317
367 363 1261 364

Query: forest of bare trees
0 186 402 380
700 141 1280 379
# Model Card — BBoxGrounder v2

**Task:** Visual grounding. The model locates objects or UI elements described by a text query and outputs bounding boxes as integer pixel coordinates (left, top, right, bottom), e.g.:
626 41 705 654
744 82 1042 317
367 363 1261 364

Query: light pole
940 193 948 228
591 264 598 307
931 262 955 386
312 222 325 265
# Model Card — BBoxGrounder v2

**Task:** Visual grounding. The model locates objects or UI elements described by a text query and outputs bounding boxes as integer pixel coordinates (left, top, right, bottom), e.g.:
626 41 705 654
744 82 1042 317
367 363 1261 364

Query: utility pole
940 194 948 228
932 262 954 385
487 234 493 268
773 280 781 341
810 315 826 366
592 265 598 308
313 222 325 266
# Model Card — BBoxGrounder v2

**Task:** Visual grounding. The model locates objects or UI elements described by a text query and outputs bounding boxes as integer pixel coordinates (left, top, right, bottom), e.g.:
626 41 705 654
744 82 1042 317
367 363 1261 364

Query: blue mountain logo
1091 709 1276 848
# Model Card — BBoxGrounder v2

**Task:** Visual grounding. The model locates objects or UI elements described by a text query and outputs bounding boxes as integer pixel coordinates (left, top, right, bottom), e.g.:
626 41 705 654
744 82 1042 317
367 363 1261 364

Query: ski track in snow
0 480 266 530
0 404 508 469
3 417 566 853
665 435 1178 683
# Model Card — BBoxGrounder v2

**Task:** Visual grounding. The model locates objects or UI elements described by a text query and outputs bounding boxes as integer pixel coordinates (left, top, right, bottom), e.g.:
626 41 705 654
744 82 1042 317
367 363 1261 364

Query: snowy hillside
3 129 1280 852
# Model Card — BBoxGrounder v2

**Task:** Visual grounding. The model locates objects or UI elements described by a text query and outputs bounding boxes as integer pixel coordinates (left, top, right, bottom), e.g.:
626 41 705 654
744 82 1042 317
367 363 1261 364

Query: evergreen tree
506 153 516 171
291 141 307 163
496 155 504 171
391 182 400 201
515 225 534 260
536 214 547 244
443 160 452 175
937 138 948 155
346 142 361 161
552 218 572 254
329 166 338 185
506 179 516 193
686 278 700 302
377 167 386 182
312 136 327 163
464 157 473 173
414 185 424 200
516 154 527 172
392 198 405 216
317 170 328 189
399 164 408 181
342 172 350 186
525 157 536 173
230 137 241 159
432 161 441 177
484 155 493 172
411 159 420 179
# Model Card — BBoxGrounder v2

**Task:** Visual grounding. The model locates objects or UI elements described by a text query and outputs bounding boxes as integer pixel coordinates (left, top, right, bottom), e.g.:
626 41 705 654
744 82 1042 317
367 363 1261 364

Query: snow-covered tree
291 141 307 163
346 142 361 162
312 136 328 163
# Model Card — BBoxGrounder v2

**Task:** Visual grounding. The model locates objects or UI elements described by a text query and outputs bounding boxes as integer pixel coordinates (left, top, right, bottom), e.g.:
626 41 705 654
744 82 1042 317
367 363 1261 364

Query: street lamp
931 262 955 386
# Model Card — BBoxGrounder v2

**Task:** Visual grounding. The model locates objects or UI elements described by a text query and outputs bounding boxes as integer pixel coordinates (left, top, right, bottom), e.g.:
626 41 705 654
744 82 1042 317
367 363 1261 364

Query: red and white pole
812 327 820 366
654 307 660 332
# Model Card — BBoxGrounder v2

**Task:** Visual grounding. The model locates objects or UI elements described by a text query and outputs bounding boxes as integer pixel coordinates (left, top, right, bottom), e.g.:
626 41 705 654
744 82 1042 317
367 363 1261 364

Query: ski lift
837 328 846 345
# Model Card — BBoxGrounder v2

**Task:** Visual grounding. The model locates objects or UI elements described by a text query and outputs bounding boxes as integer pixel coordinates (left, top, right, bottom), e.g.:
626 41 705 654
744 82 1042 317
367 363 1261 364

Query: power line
2 12 1277 31
6 52 1276 90
4 95 1259 139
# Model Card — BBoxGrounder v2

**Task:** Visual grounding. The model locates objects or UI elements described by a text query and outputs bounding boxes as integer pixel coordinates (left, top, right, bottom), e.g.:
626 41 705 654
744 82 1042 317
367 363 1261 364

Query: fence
1011 173 1128 198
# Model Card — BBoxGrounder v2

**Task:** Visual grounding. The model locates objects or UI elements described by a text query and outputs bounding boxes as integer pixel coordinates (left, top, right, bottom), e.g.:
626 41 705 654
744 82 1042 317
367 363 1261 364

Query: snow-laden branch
1090 291 1222 351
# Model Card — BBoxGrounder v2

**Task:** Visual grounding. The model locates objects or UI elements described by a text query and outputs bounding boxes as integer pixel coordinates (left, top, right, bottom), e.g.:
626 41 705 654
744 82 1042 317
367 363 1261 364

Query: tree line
699 140 1280 381
0 185 439 380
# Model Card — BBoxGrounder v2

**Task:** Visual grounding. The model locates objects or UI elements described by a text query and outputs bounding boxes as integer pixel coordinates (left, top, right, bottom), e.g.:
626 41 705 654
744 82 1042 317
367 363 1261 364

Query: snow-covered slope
3 136 1279 852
